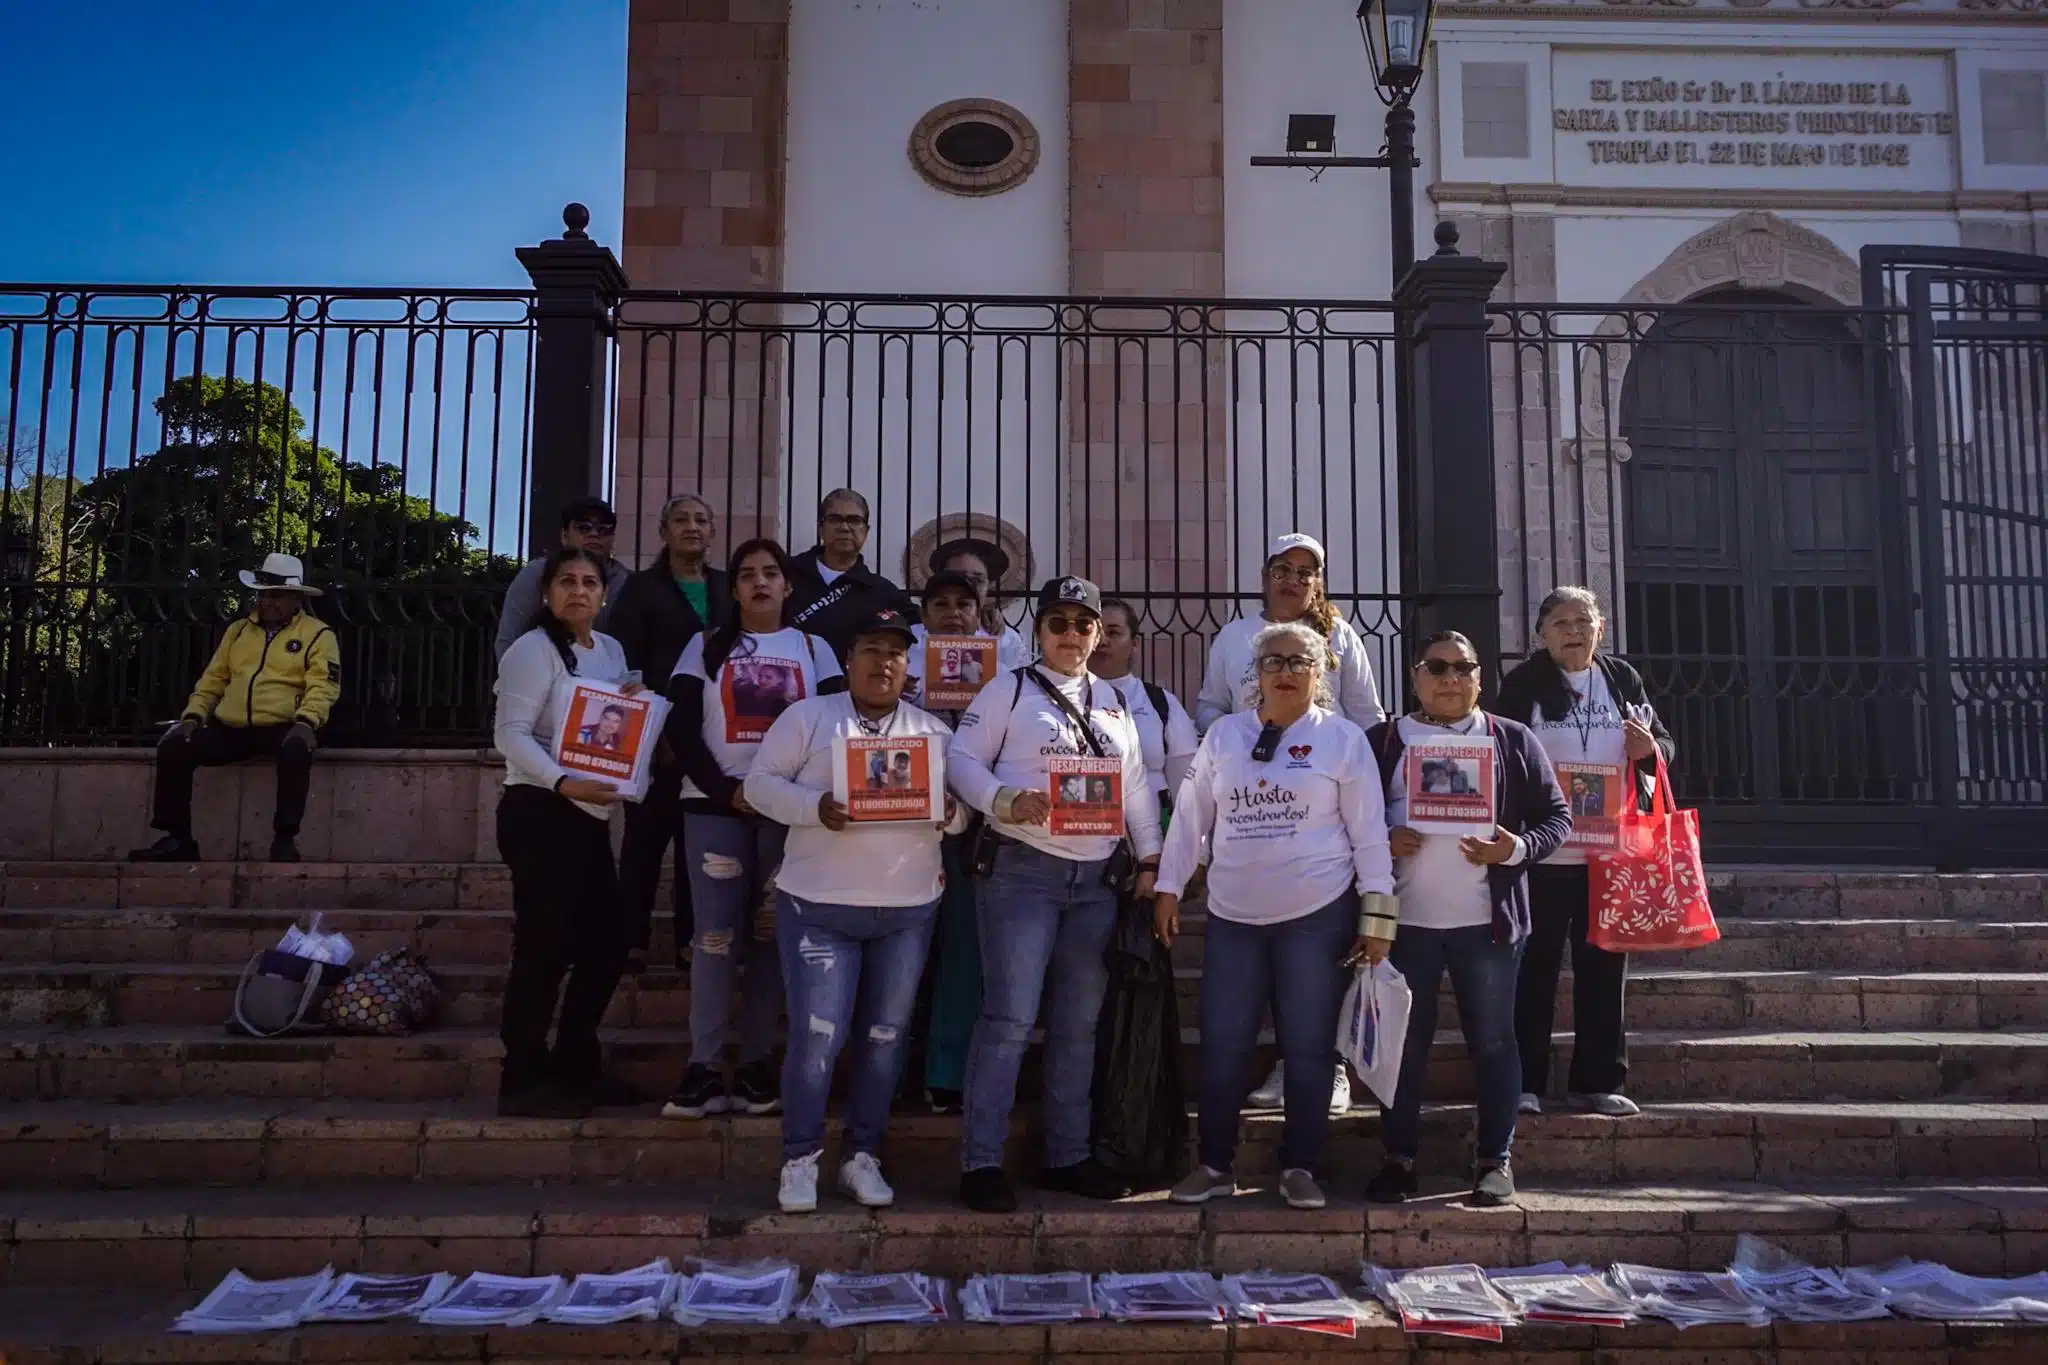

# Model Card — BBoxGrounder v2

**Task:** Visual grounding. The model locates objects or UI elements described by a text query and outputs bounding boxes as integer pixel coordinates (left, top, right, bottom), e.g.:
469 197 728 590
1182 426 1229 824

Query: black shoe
960 1166 1017 1213
660 1064 728 1119
1366 1159 1418 1204
731 1059 780 1115
1470 1160 1516 1208
576 1072 650 1108
497 1082 593 1120
1038 1157 1131 1202
128 834 199 863
926 1087 963 1116
268 836 301 863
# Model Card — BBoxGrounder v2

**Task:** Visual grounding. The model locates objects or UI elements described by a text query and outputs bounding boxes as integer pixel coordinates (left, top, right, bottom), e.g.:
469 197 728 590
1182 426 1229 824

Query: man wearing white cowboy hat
129 552 341 864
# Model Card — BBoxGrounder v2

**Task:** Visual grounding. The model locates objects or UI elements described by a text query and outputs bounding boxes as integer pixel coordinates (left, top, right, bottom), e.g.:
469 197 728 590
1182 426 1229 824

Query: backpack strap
1142 679 1169 722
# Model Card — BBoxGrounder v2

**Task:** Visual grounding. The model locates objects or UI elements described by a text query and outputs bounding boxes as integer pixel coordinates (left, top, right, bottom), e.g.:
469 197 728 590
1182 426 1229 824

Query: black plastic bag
1090 900 1190 1190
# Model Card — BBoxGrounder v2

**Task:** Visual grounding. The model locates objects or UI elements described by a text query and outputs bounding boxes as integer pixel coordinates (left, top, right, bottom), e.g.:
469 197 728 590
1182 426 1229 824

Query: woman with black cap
929 536 1030 670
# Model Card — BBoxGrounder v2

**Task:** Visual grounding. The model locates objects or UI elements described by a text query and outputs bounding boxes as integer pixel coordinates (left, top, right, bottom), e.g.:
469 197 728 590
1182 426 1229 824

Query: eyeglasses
823 513 869 529
1258 654 1316 675
1041 616 1094 636
1415 659 1481 678
570 520 616 536
1265 564 1320 585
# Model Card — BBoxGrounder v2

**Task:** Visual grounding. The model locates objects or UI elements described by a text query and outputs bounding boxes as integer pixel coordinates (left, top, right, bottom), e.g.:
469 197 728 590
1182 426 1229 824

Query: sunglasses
1415 659 1481 678
1257 654 1316 675
1041 616 1095 636
570 519 616 536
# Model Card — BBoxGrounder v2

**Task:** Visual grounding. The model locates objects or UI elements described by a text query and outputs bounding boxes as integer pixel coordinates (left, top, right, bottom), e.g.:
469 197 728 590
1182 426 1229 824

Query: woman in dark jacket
1495 585 1676 1120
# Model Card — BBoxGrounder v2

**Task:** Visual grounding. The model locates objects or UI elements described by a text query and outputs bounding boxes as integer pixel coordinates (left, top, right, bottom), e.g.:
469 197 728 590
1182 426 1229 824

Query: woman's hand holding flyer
551 680 670 802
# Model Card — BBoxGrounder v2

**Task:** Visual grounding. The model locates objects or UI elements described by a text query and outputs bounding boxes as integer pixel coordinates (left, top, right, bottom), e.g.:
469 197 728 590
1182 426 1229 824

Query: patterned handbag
319 949 443 1035
1587 754 1720 953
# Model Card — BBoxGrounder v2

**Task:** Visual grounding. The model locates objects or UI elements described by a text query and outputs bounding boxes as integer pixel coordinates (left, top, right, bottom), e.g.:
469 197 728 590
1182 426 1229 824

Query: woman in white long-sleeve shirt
492 547 644 1120
1155 620 1396 1211
1091 597 1198 819
946 575 1164 1214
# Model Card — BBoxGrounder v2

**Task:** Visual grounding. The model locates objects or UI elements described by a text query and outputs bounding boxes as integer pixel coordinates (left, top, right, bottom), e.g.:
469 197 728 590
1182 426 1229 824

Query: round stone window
909 99 1040 197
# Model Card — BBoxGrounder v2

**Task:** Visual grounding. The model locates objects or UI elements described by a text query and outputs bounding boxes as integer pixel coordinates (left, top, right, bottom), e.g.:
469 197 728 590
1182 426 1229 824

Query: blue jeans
683 812 787 1068
776 891 938 1162
1380 923 1525 1165
1197 893 1356 1175
960 841 1117 1172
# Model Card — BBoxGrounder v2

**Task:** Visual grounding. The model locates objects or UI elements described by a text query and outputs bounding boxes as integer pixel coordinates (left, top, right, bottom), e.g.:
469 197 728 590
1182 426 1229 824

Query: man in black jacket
785 488 916 656
607 493 730 969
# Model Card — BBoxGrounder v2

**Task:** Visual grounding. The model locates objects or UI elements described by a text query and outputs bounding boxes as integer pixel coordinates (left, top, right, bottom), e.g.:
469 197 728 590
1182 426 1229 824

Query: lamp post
1356 0 1436 285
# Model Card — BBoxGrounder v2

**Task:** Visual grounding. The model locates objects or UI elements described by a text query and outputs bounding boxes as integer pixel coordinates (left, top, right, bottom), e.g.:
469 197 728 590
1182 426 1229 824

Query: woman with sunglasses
1154 620 1394 1211
1496 586 1674 1120
1363 631 1571 1209
945 575 1164 1213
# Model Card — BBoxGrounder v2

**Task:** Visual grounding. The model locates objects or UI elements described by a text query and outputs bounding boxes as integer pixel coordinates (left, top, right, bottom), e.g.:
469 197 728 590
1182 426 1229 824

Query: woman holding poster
1363 631 1572 1210
1496 586 1676 1121
662 539 843 1123
491 547 643 1119
742 607 965 1214
1152 621 1396 1212
946 575 1163 1213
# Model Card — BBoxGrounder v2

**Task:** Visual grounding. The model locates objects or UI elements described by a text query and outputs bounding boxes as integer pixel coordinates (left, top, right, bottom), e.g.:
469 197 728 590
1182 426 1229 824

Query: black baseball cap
923 569 983 603
1035 574 1102 617
560 496 616 530
929 536 1010 583
849 607 917 648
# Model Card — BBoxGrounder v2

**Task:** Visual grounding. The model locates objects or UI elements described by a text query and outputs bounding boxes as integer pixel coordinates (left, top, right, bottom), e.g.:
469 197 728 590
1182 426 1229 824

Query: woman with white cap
1195 531 1388 1114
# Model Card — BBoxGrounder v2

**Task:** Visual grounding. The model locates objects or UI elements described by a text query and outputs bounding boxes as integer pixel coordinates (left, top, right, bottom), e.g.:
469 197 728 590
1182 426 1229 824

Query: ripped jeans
683 812 787 1069
775 892 938 1162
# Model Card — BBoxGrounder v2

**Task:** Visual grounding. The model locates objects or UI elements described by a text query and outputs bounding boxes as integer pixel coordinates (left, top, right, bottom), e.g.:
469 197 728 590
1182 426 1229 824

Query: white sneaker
838 1151 895 1208
1571 1091 1641 1117
778 1152 820 1213
1248 1062 1285 1109
1329 1065 1352 1116
1517 1092 1544 1116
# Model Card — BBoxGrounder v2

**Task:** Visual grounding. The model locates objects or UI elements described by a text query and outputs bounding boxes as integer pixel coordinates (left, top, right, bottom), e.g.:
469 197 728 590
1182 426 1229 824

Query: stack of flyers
307 1272 455 1322
1223 1272 1378 1338
960 1272 1099 1324
799 1272 949 1327
416 1272 568 1327
1487 1266 1637 1326
543 1259 678 1324
673 1260 801 1325
1728 1264 1889 1323
1092 1272 1229 1322
1608 1264 1770 1329
1842 1260 2048 1322
173 1267 335 1333
1364 1264 1520 1342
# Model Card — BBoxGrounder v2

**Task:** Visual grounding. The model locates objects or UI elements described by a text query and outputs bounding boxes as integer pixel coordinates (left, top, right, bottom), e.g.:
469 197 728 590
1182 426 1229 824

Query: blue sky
0 1 627 287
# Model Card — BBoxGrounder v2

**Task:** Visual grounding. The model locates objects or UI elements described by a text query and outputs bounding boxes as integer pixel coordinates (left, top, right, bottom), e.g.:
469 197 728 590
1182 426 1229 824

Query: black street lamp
1356 0 1437 284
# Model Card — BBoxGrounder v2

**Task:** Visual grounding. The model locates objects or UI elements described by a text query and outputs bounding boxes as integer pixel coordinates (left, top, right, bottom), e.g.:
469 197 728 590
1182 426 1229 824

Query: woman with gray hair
1154 619 1396 1210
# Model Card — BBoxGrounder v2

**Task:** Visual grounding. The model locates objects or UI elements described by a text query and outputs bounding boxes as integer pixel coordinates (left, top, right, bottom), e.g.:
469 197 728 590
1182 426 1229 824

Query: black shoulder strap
1142 679 1169 721
1026 667 1109 760
1369 723 1404 792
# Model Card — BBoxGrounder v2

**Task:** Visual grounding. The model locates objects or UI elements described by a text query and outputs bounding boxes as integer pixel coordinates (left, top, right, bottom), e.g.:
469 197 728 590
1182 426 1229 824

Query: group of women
492 506 1674 1214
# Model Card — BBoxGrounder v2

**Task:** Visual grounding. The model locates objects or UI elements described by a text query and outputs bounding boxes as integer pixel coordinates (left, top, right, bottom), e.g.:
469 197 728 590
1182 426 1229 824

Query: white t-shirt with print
671 627 843 799
1528 667 1630 867
1195 614 1386 735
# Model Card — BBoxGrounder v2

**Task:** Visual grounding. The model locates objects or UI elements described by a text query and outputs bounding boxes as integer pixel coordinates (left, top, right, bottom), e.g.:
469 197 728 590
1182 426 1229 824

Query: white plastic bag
1336 959 1410 1107
277 912 354 967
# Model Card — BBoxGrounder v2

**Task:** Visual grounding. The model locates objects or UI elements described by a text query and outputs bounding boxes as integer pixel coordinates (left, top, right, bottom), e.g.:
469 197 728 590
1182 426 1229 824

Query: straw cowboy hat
238 552 323 597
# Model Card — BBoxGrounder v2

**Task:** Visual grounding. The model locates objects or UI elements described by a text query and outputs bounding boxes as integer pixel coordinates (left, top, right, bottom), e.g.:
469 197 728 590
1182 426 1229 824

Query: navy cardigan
1365 712 1574 945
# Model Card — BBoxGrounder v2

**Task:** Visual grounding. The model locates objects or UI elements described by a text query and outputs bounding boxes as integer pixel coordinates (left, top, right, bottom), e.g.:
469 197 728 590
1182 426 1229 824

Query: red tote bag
1587 755 1719 953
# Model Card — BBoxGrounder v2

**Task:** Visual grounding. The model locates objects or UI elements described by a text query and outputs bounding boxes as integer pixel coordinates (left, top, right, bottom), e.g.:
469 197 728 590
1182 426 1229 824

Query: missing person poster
1557 760 1627 849
720 656 805 744
831 734 946 823
1047 756 1124 837
1404 733 1496 836
922 635 998 710
553 681 669 801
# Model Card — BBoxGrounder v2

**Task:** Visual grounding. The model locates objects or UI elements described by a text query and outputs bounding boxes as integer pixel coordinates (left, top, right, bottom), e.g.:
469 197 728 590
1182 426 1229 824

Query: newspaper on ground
799 1271 949 1327
672 1260 801 1325
1726 1235 1889 1323
1608 1263 1771 1329
1222 1272 1378 1338
1487 1264 1637 1326
961 1271 1099 1324
306 1271 455 1322
1092 1271 1229 1322
173 1267 336 1333
1364 1263 1520 1342
544 1259 677 1324
1842 1259 2048 1322
416 1272 568 1327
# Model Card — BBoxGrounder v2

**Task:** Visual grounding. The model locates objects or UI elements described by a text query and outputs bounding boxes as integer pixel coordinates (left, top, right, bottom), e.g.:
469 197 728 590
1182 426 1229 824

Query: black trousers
152 723 313 839
497 784 629 1093
1515 863 1630 1096
618 772 692 953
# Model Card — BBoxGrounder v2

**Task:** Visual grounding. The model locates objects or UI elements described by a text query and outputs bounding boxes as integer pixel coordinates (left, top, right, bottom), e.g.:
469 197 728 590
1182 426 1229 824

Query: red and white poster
720 656 805 744
1047 756 1124 837
831 734 946 824
553 681 670 801
922 635 997 711
1404 733 1497 836
1557 760 1627 850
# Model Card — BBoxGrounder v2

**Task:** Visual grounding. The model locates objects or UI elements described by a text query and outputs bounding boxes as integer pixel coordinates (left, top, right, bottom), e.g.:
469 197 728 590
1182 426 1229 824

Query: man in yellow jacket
129 553 341 864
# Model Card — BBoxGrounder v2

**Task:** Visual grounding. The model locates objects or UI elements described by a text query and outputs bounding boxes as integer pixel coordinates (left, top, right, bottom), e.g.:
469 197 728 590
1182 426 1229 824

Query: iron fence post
516 203 627 557
1904 271 1963 869
1395 221 1509 693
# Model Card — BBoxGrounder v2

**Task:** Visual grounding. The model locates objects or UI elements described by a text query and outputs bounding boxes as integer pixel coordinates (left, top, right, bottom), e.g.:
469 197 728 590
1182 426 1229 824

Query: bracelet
1357 892 1399 938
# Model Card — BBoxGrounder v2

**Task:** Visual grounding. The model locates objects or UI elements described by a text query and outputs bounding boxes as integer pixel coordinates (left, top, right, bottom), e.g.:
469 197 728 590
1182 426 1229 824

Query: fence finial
561 202 591 241
1433 221 1460 257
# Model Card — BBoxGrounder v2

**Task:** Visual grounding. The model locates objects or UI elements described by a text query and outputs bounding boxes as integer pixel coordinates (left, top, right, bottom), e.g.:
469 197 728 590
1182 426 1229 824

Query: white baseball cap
1267 532 1326 567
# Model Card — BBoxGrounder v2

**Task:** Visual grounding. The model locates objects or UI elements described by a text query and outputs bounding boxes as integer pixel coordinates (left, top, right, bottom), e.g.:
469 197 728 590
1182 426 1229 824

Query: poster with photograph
721 655 805 744
1048 755 1124 837
1557 760 1627 849
922 635 998 710
1404 733 1496 836
553 681 670 802
831 734 946 824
